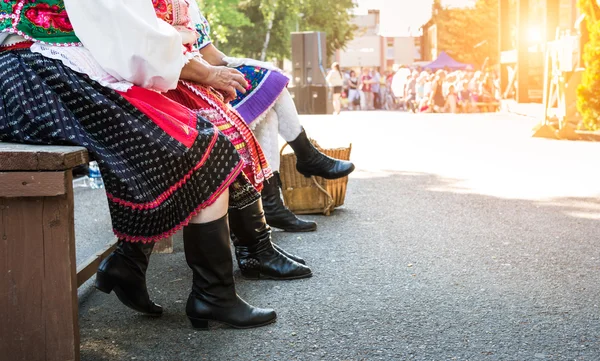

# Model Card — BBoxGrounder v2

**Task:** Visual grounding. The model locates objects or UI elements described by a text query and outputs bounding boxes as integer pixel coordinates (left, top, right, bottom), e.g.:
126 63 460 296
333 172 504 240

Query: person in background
404 71 418 113
429 70 447 112
359 67 373 110
458 80 472 113
371 68 381 109
326 62 344 115
347 70 361 110
416 72 428 112
445 84 459 113
391 65 410 107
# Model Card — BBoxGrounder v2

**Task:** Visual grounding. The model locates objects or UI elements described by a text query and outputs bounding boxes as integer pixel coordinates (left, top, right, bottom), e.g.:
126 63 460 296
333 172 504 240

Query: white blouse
53 0 188 92
326 70 344 87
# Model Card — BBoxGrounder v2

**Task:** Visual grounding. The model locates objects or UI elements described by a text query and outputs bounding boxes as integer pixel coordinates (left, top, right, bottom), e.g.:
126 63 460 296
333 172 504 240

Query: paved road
77 111 600 360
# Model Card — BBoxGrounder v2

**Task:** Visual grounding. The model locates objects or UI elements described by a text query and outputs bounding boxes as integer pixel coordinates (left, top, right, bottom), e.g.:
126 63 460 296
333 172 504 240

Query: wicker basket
279 140 352 215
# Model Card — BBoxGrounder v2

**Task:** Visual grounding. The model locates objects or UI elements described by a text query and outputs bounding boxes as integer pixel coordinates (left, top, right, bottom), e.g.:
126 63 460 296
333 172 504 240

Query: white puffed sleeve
64 0 186 92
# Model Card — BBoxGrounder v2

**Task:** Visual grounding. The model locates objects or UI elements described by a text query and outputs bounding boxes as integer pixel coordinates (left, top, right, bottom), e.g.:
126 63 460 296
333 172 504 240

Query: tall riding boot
229 199 313 280
95 240 163 316
262 172 317 232
184 215 277 329
287 128 355 179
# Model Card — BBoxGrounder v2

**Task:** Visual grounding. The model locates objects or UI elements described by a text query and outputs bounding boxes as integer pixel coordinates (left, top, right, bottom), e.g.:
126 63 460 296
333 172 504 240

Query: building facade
335 10 419 70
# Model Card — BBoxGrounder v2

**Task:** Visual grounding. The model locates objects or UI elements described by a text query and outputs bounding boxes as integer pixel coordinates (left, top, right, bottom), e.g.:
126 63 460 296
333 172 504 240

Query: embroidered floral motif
24 3 73 32
0 0 80 45
230 66 271 107
153 0 173 23
194 13 212 49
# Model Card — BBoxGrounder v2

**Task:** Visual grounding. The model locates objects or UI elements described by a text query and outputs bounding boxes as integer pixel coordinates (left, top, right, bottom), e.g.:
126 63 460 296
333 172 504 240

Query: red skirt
164 81 272 191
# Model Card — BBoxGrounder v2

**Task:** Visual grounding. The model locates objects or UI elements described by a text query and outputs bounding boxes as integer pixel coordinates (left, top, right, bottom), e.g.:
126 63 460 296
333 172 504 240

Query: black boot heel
189 318 209 330
95 271 115 294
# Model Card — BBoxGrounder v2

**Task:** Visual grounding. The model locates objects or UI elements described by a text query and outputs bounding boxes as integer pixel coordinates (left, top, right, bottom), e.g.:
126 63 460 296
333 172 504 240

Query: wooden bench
1 143 174 360
0 144 102 361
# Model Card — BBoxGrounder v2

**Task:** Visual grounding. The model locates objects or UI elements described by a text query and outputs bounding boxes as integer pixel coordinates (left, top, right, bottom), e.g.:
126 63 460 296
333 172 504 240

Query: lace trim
30 43 133 91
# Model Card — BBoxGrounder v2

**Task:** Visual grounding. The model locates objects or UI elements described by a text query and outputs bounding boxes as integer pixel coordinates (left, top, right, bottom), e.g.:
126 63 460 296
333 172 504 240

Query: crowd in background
328 65 502 114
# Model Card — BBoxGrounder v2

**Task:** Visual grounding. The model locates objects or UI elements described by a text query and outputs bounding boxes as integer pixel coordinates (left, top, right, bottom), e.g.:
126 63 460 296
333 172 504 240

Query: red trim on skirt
117 86 199 148
164 82 272 191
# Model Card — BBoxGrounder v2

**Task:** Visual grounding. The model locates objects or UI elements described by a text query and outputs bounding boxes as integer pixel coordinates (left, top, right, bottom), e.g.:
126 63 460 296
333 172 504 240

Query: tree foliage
432 0 499 67
199 0 251 46
298 0 357 57
199 0 356 60
577 0 600 130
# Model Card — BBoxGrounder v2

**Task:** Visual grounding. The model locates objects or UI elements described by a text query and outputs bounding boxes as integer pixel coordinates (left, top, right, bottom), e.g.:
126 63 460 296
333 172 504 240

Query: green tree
577 0 600 130
433 0 499 67
200 0 356 61
298 0 358 57
199 0 251 46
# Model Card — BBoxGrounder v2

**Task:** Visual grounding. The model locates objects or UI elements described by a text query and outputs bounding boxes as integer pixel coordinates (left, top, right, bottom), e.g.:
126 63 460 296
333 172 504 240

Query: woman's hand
203 66 248 102
180 58 248 102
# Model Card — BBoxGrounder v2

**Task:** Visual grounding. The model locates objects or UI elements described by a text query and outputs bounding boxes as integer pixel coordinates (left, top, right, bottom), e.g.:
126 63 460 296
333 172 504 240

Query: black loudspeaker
307 85 331 115
291 31 327 87
303 32 327 86
291 33 305 88
291 31 328 114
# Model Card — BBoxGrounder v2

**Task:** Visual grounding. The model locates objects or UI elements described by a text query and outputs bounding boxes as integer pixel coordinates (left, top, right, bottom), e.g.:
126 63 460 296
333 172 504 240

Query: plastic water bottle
88 161 104 189
72 175 91 188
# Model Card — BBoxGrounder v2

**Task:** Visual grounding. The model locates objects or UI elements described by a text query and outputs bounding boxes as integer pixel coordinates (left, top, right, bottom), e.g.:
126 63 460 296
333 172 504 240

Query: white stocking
273 88 303 142
252 109 281 172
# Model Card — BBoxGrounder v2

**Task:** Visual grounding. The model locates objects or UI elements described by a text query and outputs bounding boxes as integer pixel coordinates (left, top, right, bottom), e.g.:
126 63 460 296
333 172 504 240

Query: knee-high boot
95 240 163 316
287 128 355 179
229 199 313 280
184 215 277 329
262 171 317 232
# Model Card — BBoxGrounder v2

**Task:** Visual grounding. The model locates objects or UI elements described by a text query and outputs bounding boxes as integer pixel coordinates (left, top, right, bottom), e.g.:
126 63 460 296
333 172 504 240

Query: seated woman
150 0 310 278
0 0 307 329
186 0 355 232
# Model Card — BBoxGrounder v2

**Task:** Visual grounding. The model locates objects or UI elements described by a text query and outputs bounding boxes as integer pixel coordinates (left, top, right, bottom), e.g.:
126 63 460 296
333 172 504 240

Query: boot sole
298 165 356 180
240 271 313 281
189 316 277 330
269 225 317 233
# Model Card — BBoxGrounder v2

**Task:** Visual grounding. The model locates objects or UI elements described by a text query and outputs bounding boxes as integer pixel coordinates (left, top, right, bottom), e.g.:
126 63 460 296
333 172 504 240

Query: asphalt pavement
76 111 600 361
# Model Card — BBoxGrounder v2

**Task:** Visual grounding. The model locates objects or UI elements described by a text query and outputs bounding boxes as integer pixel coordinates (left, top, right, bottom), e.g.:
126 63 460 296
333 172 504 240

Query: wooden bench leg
1 172 80 361
153 236 174 254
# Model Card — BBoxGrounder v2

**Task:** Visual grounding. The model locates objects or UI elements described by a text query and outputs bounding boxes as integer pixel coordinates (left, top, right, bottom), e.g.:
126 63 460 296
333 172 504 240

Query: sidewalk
77 111 600 360
500 99 545 120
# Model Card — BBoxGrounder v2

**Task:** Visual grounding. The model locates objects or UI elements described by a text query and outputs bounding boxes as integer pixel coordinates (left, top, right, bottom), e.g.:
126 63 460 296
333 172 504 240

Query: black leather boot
287 128 355 179
229 199 312 280
95 240 163 316
262 172 317 232
273 243 306 265
231 233 307 265
183 215 277 329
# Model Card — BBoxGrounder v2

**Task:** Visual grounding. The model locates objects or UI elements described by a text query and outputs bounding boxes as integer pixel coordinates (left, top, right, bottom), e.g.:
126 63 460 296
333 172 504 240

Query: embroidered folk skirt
164 81 272 191
0 49 258 243
229 66 289 128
